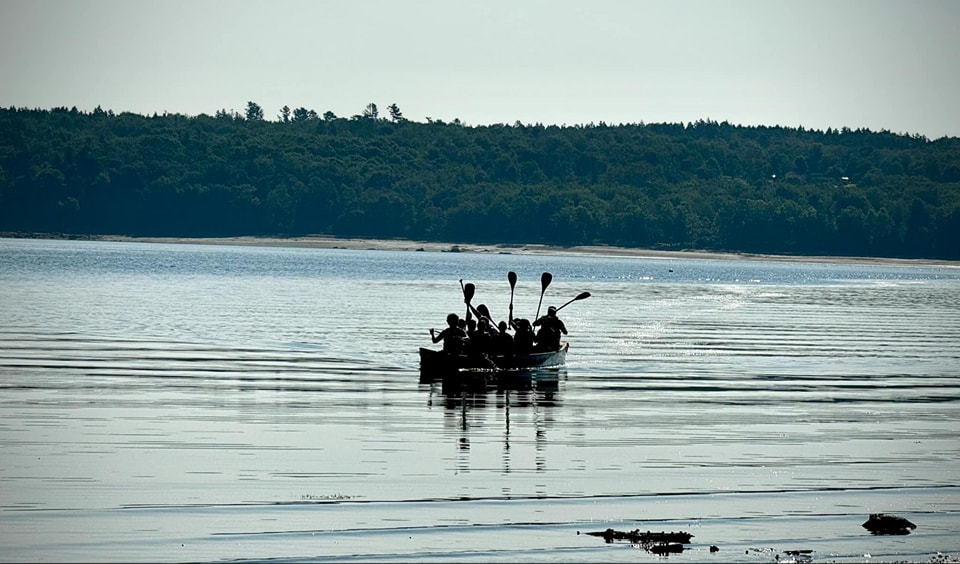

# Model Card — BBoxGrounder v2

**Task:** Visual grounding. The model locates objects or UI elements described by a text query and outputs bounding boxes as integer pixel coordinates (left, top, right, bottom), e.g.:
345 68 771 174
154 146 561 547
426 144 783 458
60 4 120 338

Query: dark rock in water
862 513 917 535
710 545 720 552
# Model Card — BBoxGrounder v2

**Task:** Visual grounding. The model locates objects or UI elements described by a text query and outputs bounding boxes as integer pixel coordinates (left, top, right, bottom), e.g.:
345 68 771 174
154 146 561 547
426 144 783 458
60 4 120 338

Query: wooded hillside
2 103 958 259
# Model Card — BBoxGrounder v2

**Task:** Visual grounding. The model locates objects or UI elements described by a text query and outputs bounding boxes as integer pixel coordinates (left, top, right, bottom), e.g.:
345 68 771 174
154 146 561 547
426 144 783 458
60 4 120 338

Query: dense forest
2 102 959 259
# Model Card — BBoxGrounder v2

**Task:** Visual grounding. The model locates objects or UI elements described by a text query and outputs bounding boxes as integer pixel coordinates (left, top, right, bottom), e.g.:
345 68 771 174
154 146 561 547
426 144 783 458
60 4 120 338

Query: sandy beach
76 234 959 268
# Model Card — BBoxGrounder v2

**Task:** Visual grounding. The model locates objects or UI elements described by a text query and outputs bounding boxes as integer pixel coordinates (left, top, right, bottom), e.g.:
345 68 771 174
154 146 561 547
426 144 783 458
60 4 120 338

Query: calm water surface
1 238 959 563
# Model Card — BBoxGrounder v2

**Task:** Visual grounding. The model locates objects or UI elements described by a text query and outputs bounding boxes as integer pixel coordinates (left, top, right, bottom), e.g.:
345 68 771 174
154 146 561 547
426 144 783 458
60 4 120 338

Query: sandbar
79 234 958 268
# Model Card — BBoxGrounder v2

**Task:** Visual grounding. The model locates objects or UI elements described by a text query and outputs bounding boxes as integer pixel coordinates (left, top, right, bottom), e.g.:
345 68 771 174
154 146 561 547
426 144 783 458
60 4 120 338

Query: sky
2 0 959 139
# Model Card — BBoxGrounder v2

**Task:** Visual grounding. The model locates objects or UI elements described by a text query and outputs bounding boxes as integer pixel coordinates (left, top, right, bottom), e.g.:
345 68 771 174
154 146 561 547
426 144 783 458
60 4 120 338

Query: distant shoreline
4 232 958 268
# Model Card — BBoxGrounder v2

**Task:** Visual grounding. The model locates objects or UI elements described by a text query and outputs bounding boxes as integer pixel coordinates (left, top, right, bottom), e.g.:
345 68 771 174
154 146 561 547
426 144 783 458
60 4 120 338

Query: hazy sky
2 0 958 138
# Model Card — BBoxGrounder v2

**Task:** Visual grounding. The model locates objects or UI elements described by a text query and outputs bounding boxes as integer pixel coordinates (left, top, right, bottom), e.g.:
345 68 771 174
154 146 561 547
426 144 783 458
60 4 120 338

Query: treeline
1 102 959 259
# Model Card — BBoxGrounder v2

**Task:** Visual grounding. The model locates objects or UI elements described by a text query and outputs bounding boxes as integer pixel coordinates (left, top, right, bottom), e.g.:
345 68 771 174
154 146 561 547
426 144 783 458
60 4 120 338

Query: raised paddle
467 302 487 322
535 272 552 321
554 291 591 312
463 282 476 321
507 271 517 324
477 303 493 321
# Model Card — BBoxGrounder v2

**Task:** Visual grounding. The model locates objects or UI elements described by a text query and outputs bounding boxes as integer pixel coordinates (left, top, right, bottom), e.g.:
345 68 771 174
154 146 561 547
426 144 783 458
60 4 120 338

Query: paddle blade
540 272 553 291
464 283 475 303
508 271 517 288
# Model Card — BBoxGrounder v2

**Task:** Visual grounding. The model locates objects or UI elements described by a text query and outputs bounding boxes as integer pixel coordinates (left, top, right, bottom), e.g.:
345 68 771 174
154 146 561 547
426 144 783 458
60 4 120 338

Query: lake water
1 237 959 563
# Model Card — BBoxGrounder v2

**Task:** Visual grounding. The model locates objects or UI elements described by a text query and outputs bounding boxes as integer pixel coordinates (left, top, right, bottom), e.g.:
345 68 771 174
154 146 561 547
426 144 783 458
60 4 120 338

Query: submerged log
862 513 917 535
583 528 693 545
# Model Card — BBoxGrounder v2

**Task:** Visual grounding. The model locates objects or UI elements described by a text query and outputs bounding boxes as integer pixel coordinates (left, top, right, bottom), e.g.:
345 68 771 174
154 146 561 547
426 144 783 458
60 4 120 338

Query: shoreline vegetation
3 107 959 262
5 232 958 268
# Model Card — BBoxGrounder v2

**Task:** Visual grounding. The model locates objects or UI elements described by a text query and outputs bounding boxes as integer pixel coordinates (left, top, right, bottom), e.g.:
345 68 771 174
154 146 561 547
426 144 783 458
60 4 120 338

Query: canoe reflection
421 368 565 476
419 366 564 398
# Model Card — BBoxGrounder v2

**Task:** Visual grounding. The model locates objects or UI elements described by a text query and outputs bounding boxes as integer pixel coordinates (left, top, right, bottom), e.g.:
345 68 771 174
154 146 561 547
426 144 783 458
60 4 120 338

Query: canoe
419 342 569 378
